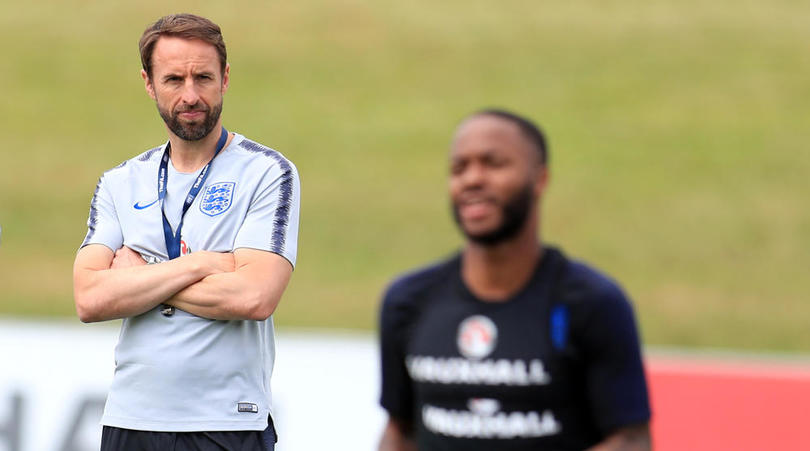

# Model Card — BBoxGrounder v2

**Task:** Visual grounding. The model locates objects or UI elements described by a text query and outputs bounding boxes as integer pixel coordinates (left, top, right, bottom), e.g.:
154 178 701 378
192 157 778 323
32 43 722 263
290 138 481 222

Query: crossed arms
73 244 292 322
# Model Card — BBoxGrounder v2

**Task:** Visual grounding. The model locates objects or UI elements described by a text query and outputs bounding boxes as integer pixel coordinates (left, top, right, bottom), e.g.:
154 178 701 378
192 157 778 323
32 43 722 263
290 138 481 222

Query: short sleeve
378 284 416 421
80 174 124 251
577 285 651 434
233 159 300 267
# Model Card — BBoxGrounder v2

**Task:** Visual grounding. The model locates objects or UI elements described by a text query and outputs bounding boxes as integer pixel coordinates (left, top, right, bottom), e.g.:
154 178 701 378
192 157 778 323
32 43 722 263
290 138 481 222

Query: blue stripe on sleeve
238 140 294 255
81 178 103 247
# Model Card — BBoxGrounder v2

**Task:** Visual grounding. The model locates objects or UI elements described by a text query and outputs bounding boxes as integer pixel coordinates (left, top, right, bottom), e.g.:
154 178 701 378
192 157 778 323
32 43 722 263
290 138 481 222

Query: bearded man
73 14 299 451
377 110 651 451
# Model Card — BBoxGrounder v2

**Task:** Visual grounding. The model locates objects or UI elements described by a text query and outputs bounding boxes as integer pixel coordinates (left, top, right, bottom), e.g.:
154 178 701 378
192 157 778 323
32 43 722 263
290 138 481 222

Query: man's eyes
163 74 214 83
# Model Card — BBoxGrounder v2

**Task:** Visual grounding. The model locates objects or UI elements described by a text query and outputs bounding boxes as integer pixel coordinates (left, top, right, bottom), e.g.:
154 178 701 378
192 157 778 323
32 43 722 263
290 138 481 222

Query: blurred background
1 0 808 350
0 0 809 449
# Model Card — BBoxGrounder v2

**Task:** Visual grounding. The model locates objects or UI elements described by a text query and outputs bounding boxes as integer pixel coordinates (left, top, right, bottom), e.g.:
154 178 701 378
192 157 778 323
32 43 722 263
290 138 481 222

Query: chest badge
457 315 498 360
200 182 235 217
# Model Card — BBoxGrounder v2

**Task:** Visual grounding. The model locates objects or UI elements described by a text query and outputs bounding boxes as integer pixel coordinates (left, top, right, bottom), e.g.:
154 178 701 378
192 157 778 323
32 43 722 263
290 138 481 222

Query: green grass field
1 0 808 352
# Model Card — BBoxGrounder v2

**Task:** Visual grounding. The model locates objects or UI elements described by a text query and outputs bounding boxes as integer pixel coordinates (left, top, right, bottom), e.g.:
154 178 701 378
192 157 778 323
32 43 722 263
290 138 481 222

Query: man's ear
534 165 549 198
221 63 230 94
141 69 156 100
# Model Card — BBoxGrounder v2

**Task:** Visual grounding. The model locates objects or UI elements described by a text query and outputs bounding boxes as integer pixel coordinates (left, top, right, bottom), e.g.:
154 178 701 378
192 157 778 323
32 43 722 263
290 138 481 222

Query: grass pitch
1 0 808 352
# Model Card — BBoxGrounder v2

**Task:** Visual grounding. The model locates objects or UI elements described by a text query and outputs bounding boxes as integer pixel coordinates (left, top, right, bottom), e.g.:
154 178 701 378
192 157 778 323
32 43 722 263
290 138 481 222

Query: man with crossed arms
73 14 299 450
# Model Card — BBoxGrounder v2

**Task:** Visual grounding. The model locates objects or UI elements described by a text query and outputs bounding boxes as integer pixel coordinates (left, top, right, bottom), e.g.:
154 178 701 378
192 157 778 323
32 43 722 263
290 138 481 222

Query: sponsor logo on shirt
408 314 552 386
457 315 497 359
406 355 551 386
200 182 235 217
422 398 561 439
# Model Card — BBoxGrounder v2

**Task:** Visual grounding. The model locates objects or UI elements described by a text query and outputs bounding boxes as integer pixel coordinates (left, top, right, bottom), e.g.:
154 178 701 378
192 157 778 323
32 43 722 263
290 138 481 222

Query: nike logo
133 199 159 210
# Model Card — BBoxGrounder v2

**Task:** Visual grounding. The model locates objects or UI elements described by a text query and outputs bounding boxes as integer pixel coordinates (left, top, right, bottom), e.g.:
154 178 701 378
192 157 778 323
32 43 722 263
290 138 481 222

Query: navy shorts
100 417 277 451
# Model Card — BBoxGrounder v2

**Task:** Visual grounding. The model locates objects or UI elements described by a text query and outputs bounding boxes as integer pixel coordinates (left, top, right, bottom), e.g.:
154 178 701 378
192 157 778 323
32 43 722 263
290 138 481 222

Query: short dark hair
472 108 549 165
139 14 227 78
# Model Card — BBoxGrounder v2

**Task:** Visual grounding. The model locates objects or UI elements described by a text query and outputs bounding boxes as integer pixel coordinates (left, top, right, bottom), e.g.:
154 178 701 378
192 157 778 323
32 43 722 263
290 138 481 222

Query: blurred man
73 14 299 451
378 110 651 450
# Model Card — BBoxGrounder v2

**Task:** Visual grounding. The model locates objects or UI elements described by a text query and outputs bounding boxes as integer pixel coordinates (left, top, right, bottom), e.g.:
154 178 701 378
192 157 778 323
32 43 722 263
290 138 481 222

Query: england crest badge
200 182 235 217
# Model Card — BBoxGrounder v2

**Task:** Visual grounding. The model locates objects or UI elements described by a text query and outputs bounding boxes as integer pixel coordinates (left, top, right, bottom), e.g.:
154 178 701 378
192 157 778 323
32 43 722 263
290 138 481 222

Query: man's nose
460 163 486 187
180 79 201 105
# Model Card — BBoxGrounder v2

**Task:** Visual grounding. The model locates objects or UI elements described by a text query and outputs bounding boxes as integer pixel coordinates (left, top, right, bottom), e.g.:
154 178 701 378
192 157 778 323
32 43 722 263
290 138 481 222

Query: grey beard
158 101 223 142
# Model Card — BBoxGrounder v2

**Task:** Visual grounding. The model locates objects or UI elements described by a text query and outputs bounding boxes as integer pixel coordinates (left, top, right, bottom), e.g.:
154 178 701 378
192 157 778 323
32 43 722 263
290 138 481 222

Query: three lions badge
200 182 235 216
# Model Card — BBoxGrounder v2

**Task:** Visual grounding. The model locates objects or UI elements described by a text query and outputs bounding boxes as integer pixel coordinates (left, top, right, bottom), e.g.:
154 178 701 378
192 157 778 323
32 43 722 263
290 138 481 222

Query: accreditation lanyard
159 126 229 260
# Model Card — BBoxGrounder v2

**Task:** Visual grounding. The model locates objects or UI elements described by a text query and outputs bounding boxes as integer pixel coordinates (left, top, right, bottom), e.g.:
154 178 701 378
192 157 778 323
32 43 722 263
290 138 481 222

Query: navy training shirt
378 246 651 450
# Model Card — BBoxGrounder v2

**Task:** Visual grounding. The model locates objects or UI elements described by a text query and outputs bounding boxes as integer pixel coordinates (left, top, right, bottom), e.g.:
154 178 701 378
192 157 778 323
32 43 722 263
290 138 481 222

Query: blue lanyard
159 126 229 260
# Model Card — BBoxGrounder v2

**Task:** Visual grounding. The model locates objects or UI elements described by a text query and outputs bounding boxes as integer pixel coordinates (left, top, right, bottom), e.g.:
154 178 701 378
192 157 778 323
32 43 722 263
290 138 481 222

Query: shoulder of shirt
381 253 460 310
551 247 641 349
228 134 297 171
98 134 297 179
98 145 165 180
553 247 630 309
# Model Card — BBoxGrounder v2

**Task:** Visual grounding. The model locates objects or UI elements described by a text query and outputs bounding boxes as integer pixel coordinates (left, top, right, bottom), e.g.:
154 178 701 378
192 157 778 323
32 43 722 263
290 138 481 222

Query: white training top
81 133 300 432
